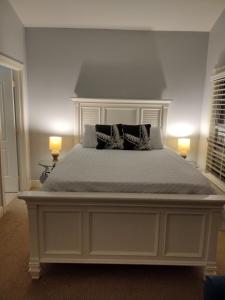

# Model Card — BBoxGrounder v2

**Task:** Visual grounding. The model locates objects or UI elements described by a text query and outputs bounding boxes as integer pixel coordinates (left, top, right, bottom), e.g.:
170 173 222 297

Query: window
207 70 225 182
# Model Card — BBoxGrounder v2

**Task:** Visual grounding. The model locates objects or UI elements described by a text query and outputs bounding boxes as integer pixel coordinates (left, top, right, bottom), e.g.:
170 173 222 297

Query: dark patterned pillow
95 124 124 149
122 124 152 150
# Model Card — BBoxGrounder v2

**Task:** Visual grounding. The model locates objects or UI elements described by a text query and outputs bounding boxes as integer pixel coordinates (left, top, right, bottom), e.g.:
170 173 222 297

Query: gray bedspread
42 144 214 194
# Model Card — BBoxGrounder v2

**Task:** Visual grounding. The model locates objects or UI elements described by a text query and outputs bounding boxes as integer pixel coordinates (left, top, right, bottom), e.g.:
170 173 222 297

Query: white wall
25 29 209 179
198 8 225 169
0 0 26 63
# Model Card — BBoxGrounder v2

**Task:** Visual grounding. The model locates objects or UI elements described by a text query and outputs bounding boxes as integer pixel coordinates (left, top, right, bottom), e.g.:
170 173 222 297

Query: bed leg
27 203 41 279
29 260 41 280
204 263 217 278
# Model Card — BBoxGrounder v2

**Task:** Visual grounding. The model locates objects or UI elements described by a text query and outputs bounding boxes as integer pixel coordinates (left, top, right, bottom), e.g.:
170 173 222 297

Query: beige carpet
0 199 224 300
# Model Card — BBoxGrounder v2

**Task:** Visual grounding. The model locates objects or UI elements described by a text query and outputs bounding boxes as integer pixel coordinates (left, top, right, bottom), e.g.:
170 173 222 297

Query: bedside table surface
186 159 199 168
39 160 55 167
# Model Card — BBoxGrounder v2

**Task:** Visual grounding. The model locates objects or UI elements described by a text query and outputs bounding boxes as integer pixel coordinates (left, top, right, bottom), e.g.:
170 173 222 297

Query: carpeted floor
0 199 224 300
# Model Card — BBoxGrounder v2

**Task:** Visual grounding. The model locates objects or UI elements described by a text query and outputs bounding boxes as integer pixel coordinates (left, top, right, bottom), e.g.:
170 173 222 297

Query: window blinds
206 73 225 182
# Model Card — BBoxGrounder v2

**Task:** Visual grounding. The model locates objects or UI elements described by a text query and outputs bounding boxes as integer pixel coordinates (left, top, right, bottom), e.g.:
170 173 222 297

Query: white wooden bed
19 98 225 279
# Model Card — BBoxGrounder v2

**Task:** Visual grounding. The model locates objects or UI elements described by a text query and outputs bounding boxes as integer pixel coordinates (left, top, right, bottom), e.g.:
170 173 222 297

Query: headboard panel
71 98 172 144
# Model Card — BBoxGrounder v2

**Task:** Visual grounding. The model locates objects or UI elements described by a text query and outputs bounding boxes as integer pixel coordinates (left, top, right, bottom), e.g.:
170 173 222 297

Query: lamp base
180 154 187 159
51 153 59 162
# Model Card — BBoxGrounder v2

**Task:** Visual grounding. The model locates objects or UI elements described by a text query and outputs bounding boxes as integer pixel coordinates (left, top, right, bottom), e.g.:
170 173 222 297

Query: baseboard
5 193 17 206
31 180 42 189
0 206 3 218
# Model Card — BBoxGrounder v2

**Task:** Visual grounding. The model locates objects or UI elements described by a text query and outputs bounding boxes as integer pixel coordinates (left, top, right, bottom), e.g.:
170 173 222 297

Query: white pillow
83 124 97 148
82 124 164 149
150 127 164 149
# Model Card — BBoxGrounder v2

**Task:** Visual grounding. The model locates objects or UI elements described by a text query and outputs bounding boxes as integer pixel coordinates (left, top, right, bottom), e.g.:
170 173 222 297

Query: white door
0 66 19 194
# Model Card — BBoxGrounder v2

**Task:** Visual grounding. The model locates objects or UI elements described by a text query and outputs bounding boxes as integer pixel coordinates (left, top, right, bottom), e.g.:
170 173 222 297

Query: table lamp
178 137 190 159
49 136 62 162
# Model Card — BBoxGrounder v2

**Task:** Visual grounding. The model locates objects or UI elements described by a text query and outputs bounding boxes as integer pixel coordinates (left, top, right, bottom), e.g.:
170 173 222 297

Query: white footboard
19 192 225 279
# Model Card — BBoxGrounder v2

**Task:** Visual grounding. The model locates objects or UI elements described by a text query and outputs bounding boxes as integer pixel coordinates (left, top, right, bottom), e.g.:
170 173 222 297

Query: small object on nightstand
178 137 190 159
39 160 56 183
49 136 62 162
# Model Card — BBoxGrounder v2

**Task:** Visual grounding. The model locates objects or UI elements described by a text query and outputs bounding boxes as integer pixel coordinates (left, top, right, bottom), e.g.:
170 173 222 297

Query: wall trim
0 54 30 195
0 54 23 70
0 206 3 218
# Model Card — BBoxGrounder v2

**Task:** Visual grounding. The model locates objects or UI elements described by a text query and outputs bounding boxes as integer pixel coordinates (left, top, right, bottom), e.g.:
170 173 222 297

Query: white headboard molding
71 98 172 144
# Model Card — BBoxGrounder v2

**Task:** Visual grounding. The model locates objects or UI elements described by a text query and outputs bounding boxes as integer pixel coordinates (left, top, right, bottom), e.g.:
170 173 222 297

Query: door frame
0 54 30 215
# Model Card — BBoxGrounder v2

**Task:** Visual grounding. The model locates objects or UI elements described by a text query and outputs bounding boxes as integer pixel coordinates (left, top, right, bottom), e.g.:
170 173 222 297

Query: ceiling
9 0 225 32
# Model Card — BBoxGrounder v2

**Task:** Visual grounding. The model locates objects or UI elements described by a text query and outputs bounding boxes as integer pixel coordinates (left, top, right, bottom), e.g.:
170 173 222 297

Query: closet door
0 66 19 193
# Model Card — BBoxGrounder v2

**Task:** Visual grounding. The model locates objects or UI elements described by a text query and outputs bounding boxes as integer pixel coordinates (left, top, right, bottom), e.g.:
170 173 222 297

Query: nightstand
186 159 199 168
39 160 56 183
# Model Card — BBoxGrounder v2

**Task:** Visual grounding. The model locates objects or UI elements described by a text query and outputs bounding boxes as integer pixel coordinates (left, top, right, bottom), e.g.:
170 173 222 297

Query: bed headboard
71 98 172 144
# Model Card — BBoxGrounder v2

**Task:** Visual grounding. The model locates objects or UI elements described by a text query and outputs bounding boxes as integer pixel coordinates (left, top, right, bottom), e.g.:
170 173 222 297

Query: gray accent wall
198 8 225 169
25 28 209 179
0 0 26 63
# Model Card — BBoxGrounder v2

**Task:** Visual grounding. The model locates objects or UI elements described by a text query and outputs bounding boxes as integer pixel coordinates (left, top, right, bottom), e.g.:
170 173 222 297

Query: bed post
74 100 80 145
162 104 169 142
27 203 41 279
204 208 223 277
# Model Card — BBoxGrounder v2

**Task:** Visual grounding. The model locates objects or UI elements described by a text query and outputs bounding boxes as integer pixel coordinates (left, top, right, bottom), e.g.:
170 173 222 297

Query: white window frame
205 66 225 191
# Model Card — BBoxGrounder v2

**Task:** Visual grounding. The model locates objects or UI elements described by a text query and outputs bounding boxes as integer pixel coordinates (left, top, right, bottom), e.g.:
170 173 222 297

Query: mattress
42 144 214 194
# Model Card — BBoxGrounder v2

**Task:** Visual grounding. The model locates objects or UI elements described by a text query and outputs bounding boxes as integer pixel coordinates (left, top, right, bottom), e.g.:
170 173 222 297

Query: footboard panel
39 207 82 257
19 192 225 279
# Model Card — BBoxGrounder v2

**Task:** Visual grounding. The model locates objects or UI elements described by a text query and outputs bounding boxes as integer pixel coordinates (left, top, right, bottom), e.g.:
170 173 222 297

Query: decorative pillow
83 124 97 148
95 124 124 149
150 127 164 149
83 124 162 149
122 124 152 150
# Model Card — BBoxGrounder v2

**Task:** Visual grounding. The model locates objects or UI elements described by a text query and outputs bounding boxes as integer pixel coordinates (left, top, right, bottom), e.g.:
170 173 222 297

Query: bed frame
19 98 225 279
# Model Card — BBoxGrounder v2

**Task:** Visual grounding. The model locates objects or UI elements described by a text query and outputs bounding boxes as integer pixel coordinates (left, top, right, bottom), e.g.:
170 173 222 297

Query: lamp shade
178 138 190 158
49 136 62 154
